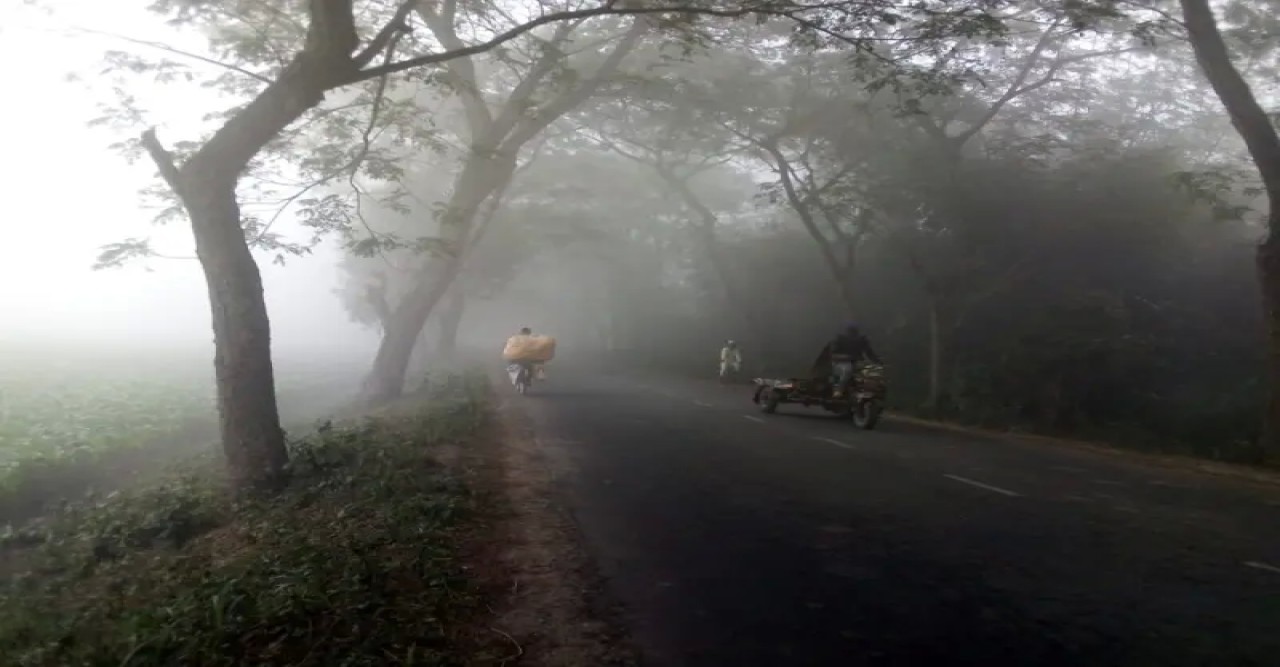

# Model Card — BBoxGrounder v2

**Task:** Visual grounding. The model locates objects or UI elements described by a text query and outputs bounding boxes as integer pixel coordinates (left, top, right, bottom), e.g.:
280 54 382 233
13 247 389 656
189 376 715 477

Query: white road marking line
693 401 713 408
1244 561 1280 575
743 415 765 423
812 436 856 450
943 474 1021 497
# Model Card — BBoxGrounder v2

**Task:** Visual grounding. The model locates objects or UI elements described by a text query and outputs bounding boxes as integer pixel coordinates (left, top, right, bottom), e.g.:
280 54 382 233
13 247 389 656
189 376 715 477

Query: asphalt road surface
506 365 1280 667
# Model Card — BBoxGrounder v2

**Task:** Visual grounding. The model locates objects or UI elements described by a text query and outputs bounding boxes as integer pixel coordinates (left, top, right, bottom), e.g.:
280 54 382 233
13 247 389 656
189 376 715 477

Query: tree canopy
70 0 1280 482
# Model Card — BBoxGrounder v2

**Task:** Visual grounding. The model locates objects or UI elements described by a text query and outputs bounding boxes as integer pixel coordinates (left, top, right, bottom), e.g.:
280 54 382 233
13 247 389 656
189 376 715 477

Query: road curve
502 365 1280 667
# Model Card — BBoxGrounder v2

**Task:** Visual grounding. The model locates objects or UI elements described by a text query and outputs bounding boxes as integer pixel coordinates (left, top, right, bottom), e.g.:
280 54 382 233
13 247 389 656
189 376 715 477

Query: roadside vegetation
13 0 1280 661
0 346 366 525
0 371 494 666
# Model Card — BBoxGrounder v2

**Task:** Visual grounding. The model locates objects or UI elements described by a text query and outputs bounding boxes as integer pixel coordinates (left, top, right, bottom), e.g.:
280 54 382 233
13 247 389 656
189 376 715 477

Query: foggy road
508 366 1280 667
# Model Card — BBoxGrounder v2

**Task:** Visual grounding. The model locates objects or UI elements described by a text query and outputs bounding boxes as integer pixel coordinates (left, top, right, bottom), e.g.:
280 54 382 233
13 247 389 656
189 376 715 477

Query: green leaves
1171 166 1264 222
94 238 160 270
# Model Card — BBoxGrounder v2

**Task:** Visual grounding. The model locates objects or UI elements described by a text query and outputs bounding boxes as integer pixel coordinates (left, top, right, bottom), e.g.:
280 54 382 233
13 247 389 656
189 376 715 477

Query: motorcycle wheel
760 388 781 414
852 399 882 430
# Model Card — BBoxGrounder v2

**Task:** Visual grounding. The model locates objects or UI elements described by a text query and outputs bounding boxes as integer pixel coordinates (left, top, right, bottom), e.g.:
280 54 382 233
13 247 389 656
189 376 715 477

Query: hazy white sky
0 2 377 355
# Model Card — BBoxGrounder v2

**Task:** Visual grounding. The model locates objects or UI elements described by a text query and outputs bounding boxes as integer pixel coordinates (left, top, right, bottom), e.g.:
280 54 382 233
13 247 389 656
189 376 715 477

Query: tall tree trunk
436 287 466 357
189 187 287 489
363 154 515 403
364 256 463 403
140 13 367 487
927 299 944 415
362 16 646 399
1257 234 1280 462
1181 0 1280 463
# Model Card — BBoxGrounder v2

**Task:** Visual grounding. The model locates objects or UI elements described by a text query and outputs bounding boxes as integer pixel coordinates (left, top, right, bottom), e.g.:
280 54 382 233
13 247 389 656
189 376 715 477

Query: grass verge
0 372 491 667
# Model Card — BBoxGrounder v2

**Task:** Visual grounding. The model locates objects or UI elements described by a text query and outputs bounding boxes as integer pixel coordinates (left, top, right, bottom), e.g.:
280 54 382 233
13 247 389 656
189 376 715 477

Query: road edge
463 386 639 667
886 412 1280 488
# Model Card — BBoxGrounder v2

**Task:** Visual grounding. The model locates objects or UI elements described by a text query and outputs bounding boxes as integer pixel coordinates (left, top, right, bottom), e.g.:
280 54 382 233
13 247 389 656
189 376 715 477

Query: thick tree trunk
1257 234 1280 462
1180 0 1280 463
436 287 466 358
141 41 355 488
187 187 288 488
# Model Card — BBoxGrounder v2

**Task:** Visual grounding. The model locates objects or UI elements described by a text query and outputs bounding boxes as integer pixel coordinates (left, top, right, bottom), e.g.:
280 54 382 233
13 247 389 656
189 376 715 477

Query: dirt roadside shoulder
457 393 637 667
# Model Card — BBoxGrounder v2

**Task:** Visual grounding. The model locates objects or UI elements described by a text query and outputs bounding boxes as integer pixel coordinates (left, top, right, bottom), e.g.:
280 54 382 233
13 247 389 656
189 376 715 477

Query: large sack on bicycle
503 335 556 362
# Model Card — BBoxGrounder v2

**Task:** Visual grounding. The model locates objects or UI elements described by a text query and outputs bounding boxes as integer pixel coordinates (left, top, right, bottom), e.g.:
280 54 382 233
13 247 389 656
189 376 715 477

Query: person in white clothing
719 340 742 381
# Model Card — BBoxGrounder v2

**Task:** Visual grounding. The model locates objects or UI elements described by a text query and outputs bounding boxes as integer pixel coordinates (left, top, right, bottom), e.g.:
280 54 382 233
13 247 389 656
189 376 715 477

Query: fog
2 0 1277 469
7 3 1280 663
2 2 375 360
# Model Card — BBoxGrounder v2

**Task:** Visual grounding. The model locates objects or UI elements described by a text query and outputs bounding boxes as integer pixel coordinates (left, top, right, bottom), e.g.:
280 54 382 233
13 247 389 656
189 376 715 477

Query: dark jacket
811 331 880 377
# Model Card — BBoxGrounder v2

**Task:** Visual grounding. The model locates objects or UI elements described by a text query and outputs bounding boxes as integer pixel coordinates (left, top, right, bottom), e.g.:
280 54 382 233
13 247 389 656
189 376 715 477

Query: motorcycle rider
719 340 742 380
507 327 546 382
813 323 881 398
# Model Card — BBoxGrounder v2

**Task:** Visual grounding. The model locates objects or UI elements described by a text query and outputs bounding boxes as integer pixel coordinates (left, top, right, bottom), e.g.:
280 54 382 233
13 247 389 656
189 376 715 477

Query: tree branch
74 26 273 84
488 20 580 142
1179 0 1280 207
140 128 184 193
950 20 1064 147
305 0 360 60
349 24 408 178
509 17 651 151
353 0 417 67
950 31 1144 148
346 4 775 85
416 0 495 135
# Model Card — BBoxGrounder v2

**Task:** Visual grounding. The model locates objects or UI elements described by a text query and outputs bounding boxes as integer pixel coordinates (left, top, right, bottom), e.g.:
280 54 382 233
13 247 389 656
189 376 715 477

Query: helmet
726 339 736 346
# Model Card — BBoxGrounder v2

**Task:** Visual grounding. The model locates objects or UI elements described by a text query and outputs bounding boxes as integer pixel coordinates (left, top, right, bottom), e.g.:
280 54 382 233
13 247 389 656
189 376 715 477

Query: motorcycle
848 363 887 429
752 363 888 430
507 363 533 395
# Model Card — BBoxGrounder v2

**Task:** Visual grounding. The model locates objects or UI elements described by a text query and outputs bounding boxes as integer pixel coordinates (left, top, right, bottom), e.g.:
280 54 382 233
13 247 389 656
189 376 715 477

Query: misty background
1 1 376 358
1 0 1274 469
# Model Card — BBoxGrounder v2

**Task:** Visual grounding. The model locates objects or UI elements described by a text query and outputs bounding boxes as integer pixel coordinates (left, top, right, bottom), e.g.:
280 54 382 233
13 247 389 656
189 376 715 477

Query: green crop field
0 352 214 473
0 342 367 476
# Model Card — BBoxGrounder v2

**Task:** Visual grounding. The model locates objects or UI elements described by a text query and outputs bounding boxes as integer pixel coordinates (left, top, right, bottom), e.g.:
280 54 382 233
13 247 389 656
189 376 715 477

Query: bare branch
949 27 1144 148
353 0 417 67
349 24 408 178
348 4 777 85
488 20 580 141
950 20 1065 147
416 0 495 134
73 25 273 84
140 128 184 193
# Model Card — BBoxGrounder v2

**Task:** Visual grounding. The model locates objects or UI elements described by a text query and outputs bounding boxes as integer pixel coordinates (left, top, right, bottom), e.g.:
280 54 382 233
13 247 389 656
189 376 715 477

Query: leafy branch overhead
74 2 773 261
